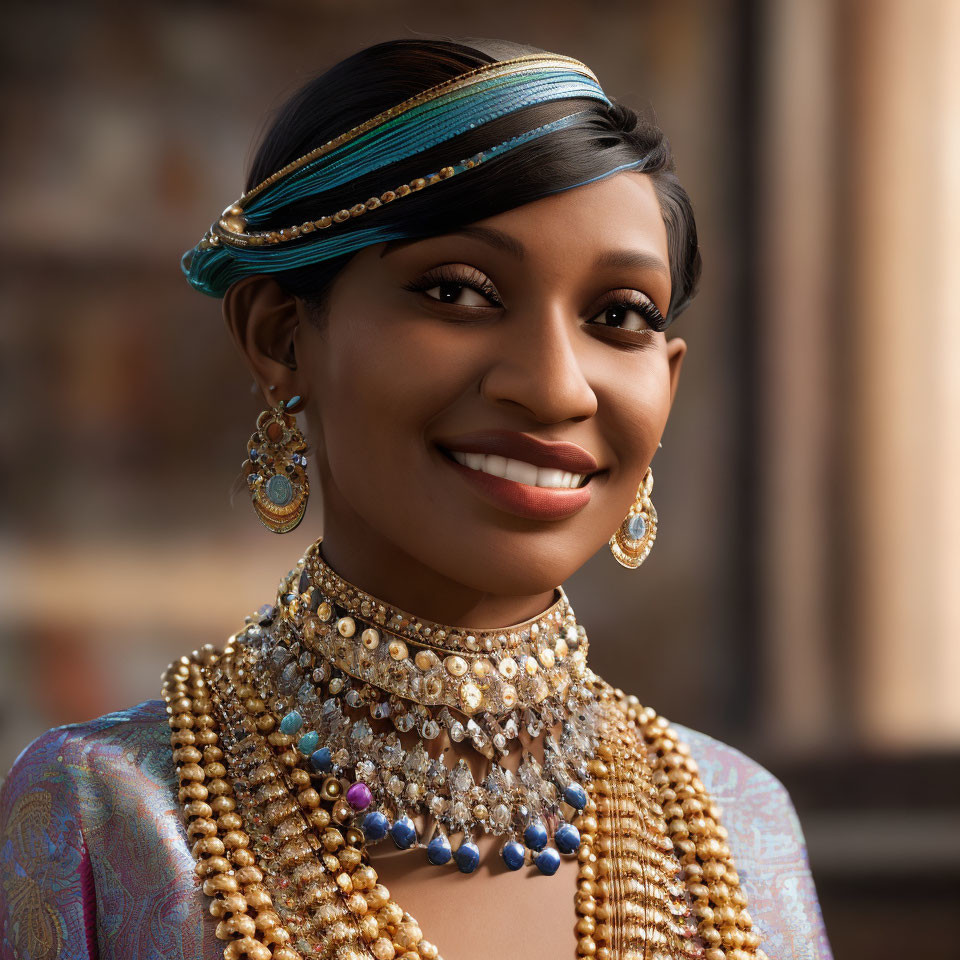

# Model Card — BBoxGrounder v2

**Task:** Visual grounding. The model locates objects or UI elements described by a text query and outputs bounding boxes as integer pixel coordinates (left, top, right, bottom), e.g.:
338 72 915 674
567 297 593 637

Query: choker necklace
162 538 767 960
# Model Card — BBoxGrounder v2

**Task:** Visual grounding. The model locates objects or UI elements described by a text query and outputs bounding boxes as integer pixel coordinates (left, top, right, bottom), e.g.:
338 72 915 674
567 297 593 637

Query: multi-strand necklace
162 539 767 960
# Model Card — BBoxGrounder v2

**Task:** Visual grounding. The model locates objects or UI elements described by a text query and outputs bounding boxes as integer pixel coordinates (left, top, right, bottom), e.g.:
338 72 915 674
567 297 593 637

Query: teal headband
181 53 649 299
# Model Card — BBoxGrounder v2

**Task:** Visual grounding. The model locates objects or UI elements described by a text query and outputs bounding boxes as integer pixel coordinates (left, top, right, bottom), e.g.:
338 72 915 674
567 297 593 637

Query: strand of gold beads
163 645 299 960
164 640 445 960
221 640 441 960
611 688 769 960
574 683 701 960
164 645 767 959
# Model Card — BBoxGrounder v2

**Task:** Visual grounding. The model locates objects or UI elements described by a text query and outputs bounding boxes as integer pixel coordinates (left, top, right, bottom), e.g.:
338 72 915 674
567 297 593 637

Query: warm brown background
2 2 958 957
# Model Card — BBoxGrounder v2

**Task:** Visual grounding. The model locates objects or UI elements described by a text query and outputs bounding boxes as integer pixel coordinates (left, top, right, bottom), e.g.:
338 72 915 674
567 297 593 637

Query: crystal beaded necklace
163 538 768 960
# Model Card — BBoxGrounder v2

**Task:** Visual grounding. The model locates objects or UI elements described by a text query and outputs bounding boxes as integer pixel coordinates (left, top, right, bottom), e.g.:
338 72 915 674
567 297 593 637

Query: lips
435 430 603 521
436 430 600 473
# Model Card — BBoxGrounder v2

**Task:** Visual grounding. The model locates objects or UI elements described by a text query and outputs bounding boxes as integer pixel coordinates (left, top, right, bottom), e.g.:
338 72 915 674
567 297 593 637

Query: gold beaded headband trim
180 53 642 299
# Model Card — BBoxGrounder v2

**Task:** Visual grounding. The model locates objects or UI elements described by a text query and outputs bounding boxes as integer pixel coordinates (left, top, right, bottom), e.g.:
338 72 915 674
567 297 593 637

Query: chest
367 832 582 960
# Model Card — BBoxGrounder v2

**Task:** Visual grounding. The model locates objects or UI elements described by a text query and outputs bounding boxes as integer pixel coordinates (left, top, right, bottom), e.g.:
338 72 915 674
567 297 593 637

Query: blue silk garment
0 698 833 959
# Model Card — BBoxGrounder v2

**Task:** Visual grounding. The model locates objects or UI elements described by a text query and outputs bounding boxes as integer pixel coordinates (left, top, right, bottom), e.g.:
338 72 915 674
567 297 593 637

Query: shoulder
0 700 201 959
670 721 834 960
2 699 173 809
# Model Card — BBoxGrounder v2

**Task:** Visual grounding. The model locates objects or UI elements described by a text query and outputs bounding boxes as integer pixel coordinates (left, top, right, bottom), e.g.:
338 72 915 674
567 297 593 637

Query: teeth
449 451 585 489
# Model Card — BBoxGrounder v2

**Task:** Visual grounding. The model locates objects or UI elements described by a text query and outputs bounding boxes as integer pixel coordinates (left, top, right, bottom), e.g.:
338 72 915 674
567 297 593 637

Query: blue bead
523 820 548 851
309 747 332 772
501 840 526 871
249 449 259 460
426 834 452 865
555 822 581 854
454 840 480 873
564 783 588 810
284 394 301 409
391 816 417 849
279 711 303 735
535 847 561 875
362 811 389 842
297 731 319 755
627 513 647 541
247 473 258 484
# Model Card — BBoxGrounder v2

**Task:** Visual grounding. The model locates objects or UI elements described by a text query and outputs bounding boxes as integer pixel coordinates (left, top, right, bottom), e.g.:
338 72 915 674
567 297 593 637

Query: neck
319 509 557 629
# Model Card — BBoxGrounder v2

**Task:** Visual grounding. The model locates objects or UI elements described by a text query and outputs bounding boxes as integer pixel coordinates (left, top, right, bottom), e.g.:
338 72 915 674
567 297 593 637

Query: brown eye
587 292 666 333
403 265 503 309
423 281 492 308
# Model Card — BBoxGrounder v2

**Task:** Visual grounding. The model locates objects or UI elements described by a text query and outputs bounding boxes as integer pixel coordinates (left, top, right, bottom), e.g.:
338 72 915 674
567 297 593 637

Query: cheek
595 349 673 478
310 316 479 498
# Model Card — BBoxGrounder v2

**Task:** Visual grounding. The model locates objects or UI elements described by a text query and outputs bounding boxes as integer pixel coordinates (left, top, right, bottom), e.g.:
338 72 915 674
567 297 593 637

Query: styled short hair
245 36 701 326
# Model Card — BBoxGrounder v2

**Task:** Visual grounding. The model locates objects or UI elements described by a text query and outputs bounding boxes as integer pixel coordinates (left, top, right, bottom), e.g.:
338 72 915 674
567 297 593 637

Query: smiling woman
0 36 831 960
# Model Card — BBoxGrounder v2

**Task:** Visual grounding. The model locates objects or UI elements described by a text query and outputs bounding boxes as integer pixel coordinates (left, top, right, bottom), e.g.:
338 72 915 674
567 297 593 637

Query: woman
0 36 831 960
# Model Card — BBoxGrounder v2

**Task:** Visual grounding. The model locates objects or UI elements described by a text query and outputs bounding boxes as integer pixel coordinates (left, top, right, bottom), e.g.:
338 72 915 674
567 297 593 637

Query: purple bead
346 781 373 811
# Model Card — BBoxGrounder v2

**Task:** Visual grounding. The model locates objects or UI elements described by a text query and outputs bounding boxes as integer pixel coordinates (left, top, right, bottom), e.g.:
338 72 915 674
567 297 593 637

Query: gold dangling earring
241 394 310 534
609 466 658 568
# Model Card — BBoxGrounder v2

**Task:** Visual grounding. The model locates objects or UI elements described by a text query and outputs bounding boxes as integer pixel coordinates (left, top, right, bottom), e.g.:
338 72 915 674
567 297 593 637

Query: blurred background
2 1 958 956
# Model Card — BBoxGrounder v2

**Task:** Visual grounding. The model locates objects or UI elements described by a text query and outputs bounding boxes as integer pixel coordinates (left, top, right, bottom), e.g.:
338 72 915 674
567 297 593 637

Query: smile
434 430 603 521
447 451 587 489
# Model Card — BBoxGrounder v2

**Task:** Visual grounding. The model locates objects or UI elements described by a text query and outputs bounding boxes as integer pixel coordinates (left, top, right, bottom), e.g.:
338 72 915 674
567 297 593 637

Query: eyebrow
380 225 670 278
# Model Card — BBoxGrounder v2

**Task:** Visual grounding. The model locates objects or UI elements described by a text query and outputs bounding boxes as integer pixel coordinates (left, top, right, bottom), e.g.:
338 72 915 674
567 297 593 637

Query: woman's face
295 170 686 597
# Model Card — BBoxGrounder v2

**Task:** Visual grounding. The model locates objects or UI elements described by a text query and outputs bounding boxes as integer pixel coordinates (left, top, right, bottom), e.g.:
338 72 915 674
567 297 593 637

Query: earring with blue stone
609 466 658 569
242 395 310 534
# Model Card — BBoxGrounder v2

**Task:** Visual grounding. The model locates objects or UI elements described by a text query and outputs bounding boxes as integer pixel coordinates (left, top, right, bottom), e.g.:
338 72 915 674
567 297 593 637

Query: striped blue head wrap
181 53 648 299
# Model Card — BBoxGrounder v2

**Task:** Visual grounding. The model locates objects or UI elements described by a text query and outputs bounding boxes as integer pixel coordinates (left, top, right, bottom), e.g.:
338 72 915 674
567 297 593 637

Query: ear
222 275 302 406
665 335 687 407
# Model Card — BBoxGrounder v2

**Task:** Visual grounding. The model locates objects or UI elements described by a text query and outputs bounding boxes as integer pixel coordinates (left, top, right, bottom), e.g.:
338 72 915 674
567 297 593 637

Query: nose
479 306 598 423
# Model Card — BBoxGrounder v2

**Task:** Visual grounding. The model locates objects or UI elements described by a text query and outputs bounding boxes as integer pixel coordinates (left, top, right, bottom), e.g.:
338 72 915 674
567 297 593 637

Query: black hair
244 36 701 326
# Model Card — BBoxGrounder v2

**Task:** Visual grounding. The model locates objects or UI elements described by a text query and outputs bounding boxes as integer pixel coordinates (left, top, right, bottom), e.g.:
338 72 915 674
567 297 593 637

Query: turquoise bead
279 710 303 735
265 474 293 506
297 731 319 755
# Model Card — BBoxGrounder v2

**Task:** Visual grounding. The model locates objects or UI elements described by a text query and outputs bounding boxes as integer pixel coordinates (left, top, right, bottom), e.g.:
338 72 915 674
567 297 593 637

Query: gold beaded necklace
162 548 768 960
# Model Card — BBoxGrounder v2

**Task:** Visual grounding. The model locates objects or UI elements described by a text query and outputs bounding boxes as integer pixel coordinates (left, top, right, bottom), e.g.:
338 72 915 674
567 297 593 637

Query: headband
181 53 648 299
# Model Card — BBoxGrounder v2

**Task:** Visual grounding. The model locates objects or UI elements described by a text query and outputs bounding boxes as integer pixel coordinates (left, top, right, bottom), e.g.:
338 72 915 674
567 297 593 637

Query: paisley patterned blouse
0 698 832 960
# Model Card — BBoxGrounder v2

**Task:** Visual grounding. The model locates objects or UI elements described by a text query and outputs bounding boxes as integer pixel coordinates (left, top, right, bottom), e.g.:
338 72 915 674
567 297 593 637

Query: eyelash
403 265 668 333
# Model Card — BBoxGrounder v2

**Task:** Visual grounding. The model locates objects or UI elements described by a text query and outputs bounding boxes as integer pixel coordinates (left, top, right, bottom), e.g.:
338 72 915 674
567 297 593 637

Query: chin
415 527 601 596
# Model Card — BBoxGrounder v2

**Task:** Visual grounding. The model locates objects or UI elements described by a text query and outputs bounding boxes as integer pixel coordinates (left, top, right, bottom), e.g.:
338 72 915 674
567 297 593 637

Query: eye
587 291 667 333
403 265 503 308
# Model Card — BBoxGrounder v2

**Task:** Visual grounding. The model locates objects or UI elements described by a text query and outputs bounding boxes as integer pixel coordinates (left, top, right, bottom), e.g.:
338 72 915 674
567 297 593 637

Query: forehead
472 171 668 261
